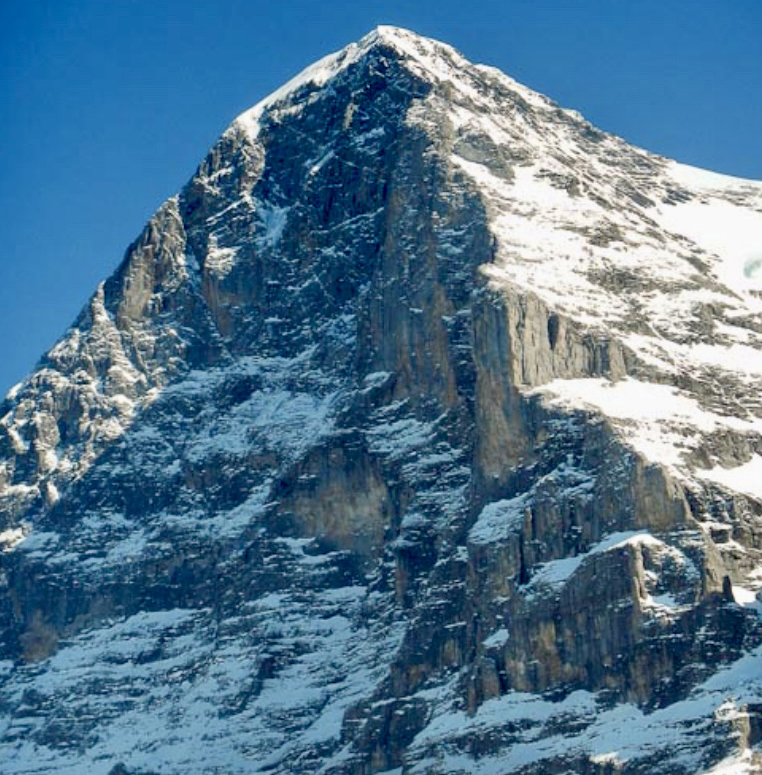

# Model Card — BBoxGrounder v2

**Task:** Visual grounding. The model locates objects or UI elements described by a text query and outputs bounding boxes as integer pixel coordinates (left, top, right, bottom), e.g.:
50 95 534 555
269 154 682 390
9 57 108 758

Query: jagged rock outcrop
1 26 762 775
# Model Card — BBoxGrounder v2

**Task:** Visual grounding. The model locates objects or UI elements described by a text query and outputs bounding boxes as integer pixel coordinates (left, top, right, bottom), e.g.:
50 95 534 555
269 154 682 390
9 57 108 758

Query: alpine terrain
2 26 762 775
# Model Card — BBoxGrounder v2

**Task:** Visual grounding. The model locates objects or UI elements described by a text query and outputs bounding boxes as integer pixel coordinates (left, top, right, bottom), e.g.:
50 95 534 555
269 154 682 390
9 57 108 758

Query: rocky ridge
0 26 762 775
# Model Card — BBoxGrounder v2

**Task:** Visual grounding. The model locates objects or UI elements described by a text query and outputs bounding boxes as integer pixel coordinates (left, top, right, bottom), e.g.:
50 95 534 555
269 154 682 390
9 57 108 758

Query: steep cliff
1 26 762 775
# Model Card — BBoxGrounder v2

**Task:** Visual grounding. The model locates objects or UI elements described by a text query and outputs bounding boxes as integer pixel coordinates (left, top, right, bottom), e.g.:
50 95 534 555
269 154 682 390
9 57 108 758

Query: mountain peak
360 24 460 61
233 26 547 138
2 27 762 775
231 26 443 135
362 23 430 47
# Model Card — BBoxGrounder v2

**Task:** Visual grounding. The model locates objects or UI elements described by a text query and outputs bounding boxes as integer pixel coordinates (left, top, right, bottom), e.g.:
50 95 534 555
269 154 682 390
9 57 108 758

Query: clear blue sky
1 0 760 395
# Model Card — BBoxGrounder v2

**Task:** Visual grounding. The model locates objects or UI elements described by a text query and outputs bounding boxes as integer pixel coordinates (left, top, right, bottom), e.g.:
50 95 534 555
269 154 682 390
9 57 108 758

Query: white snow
176 352 341 467
408 642 762 774
667 159 762 193
2 25 762 775
534 377 762 474
256 203 290 247
235 48 366 135
468 496 527 545
698 455 762 501
205 234 239 278
361 371 392 391
0 526 27 552
366 414 436 457
186 386 337 464
4 382 23 401
224 22 762 523
0 586 405 775
698 752 759 775
528 530 659 592
433 50 762 512
307 149 335 176
685 341 762 377
482 628 510 648
731 585 759 609
655 192 762 293
234 25 555 143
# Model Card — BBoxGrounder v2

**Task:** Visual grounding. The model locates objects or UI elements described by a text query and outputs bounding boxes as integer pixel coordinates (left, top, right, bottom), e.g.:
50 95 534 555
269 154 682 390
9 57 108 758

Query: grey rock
1 25 762 775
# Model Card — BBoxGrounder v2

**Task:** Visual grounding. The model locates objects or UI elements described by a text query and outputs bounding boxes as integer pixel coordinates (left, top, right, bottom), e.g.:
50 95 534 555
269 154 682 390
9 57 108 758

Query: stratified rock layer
1 26 762 775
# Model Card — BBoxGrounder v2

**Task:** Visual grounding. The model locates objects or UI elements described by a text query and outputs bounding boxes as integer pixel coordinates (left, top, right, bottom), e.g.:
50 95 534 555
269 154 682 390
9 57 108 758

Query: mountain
2 25 762 775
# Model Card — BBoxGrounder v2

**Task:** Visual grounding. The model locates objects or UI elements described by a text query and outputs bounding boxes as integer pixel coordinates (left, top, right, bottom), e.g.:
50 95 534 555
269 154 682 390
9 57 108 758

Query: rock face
1 26 762 775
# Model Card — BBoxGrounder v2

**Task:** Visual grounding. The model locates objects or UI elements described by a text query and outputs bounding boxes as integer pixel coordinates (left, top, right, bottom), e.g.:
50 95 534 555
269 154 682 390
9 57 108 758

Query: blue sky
1 0 760 394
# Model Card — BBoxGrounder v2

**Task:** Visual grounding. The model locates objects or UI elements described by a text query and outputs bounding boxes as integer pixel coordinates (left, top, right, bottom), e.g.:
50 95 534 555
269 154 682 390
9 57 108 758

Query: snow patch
468 496 527 545
535 377 762 474
0 526 27 552
205 235 238 278
698 455 762 501
256 203 290 247
482 628 509 648
528 531 661 592
655 194 762 294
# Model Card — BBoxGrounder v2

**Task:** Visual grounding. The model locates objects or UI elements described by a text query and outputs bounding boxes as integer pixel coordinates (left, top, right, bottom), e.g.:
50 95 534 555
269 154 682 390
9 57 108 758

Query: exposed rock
1 25 762 775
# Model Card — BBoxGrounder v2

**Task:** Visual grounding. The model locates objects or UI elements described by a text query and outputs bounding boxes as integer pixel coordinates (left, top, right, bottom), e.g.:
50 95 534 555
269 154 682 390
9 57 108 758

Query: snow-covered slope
1 26 761 775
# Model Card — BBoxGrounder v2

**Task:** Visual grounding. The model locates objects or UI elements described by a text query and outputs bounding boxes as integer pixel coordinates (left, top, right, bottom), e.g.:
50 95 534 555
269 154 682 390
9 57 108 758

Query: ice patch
256 203 290 247
307 149 335 176
361 371 392 391
482 628 509 648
